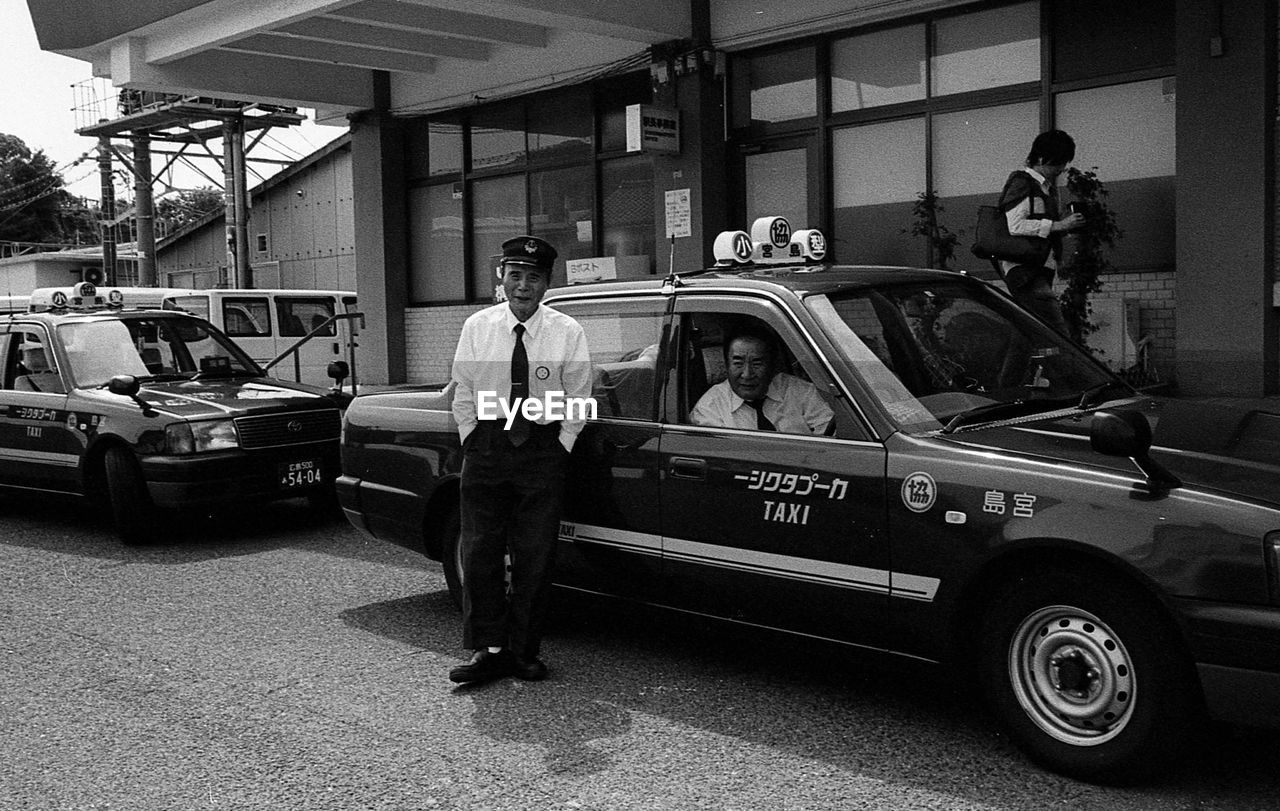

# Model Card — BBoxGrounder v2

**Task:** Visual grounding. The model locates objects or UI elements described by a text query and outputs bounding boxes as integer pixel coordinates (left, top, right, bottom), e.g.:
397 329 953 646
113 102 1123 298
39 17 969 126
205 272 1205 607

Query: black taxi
337 218 1280 782
2 282 344 542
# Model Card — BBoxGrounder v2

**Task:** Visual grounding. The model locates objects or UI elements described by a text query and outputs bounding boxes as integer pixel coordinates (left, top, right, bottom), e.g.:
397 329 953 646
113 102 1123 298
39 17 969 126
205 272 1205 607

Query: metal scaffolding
74 85 304 287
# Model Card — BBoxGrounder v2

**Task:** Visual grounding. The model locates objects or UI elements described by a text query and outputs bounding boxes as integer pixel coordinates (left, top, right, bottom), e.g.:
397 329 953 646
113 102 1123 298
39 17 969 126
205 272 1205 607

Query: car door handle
669 457 707 479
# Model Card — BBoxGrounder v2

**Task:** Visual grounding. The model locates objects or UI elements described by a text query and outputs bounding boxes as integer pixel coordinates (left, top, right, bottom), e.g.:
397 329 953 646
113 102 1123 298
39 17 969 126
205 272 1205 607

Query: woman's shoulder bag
971 171 1050 267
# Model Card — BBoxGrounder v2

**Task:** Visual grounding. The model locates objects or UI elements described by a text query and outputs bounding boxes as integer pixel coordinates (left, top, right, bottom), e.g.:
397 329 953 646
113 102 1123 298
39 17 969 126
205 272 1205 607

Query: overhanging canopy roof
25 0 957 121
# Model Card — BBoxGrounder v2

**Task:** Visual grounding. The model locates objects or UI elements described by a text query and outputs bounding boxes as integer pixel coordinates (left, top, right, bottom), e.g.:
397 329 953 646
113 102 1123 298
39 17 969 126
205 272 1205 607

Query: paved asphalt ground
3 494 1279 810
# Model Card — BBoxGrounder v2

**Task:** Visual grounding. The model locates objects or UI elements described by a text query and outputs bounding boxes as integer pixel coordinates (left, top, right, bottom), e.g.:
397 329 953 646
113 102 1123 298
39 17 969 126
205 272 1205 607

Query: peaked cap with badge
500 235 558 273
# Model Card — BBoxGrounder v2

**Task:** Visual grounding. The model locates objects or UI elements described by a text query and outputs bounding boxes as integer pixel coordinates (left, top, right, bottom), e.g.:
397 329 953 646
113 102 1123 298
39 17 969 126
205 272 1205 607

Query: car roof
546 264 974 301
2 307 196 325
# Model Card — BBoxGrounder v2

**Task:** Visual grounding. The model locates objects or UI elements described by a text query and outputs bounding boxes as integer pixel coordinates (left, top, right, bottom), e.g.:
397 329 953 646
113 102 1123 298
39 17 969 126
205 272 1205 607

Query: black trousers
458 420 568 658
1005 263 1069 335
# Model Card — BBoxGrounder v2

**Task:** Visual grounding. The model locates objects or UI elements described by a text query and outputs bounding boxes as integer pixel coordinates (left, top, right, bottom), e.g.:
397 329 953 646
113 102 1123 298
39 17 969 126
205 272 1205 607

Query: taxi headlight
165 420 239 454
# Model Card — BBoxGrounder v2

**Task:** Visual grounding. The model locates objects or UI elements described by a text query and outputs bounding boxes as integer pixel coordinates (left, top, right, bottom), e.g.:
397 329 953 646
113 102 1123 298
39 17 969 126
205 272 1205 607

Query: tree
155 187 226 237
904 190 962 270
1058 167 1122 344
0 133 69 244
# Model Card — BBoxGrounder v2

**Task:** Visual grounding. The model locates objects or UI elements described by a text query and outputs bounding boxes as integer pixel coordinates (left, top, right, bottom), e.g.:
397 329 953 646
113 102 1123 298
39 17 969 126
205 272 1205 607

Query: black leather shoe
513 656 548 681
449 650 513 684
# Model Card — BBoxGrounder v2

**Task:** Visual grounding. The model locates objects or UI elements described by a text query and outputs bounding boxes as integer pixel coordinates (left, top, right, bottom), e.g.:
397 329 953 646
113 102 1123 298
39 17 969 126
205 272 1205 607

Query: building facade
156 136 355 292
25 0 1279 395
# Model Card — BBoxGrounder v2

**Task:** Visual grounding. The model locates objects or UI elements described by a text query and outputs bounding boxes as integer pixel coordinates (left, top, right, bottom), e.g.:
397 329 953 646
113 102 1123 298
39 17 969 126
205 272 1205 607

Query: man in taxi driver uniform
691 324 833 435
449 235 592 684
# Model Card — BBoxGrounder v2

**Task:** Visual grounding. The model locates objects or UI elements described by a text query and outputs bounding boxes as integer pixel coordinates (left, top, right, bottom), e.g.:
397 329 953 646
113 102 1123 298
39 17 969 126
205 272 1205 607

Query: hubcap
1008 605 1135 746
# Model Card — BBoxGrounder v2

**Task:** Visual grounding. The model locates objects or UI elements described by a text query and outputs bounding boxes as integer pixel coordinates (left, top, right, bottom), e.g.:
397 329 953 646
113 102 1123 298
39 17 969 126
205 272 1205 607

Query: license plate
279 458 322 489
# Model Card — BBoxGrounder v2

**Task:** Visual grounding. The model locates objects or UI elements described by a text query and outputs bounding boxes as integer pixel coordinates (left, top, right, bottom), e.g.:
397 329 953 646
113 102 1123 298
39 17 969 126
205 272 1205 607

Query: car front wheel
977 568 1201 783
104 446 160 545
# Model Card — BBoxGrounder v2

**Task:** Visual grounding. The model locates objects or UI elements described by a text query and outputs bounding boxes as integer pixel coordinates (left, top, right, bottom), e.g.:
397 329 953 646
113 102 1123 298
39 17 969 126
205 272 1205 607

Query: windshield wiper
1077 380 1135 410
941 398 1061 434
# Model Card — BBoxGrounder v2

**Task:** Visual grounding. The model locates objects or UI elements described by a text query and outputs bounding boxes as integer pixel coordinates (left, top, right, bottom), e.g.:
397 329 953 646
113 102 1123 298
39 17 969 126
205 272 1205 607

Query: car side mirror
107 374 156 417
327 360 349 383
1090 409 1180 488
107 374 140 397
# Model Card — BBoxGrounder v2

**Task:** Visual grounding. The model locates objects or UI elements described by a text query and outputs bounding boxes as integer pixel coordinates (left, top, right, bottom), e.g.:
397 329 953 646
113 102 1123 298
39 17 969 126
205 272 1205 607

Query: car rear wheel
977 568 1201 783
439 507 464 610
104 446 160 545
438 507 513 612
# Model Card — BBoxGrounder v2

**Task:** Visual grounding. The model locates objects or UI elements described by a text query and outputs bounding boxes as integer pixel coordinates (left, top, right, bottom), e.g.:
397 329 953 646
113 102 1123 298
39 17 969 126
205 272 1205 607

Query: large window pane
745 149 808 234
428 121 463 177
832 119 925 264
528 91 591 164
602 156 656 276
529 166 594 273
831 25 925 112
931 3 1039 96
470 107 525 172
471 175 527 301
933 102 1040 275
731 45 817 127
1053 0 1174 82
1057 78 1176 271
408 184 465 303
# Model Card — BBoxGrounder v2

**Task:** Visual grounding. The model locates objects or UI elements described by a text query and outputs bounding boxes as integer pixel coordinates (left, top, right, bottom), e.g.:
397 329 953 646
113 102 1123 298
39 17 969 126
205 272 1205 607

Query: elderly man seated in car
691 324 833 435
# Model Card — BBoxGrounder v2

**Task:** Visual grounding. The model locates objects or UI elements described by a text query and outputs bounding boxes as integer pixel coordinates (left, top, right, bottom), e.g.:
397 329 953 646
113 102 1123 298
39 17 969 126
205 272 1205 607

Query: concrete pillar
349 72 407 385
651 0 729 274
1174 0 1276 395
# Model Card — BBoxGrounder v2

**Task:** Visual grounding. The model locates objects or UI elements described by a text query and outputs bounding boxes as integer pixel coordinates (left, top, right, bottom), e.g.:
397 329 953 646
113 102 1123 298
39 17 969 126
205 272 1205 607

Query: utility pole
132 134 156 286
223 116 251 288
97 132 116 285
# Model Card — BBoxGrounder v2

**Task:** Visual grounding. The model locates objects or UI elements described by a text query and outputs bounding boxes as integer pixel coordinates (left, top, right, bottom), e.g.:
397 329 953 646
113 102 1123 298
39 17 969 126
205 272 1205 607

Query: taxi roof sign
712 216 827 266
28 283 133 312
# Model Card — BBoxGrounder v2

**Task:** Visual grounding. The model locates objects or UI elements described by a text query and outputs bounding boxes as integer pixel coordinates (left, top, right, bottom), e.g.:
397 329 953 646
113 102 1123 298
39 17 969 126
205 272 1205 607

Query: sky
0 0 346 204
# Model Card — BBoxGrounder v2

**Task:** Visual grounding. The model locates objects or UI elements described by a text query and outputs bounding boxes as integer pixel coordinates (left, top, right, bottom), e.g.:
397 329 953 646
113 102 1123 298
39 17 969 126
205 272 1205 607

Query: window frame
406 72 656 307
725 0 1176 272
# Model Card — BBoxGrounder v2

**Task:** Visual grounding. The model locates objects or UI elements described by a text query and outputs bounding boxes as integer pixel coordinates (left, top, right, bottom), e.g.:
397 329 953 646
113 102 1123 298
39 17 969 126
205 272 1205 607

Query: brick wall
1082 270 1177 383
404 304 484 384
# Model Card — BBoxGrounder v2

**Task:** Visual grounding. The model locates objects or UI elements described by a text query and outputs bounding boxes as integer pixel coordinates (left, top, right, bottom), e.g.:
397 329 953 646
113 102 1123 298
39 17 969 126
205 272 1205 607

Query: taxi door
0 325 84 494
546 296 668 602
657 299 891 650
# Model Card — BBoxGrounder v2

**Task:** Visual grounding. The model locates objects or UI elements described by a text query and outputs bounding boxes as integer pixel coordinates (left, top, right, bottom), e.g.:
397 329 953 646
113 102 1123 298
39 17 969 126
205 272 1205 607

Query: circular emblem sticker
108 289 124 305
901 472 937 513
534 366 550 380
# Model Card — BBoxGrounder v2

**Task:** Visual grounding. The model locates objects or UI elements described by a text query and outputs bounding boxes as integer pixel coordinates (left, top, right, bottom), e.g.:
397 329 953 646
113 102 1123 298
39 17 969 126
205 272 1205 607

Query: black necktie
509 324 531 446
749 399 776 431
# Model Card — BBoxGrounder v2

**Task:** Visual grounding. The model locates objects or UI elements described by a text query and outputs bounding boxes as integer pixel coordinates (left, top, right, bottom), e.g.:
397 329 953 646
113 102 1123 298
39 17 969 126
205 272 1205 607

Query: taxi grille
234 409 341 449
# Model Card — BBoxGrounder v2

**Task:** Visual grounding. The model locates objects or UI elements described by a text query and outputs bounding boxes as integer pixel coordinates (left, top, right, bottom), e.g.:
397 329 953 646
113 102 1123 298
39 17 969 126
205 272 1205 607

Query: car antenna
662 233 681 292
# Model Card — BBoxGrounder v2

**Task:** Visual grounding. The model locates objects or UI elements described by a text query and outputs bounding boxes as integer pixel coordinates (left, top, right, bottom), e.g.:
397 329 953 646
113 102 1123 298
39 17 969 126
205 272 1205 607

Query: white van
163 289 358 388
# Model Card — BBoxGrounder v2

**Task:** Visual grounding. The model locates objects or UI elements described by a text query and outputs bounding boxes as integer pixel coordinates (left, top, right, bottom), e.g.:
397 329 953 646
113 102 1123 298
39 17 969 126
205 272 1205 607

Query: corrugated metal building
156 135 354 293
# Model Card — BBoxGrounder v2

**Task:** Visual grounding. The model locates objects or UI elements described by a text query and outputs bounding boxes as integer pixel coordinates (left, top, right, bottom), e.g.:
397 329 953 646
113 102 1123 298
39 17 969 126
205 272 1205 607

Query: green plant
905 190 961 270
1059 167 1122 343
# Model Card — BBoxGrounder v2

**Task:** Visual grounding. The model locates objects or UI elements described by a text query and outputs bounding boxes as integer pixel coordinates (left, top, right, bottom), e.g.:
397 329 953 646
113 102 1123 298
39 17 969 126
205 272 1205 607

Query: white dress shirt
690 372 833 435
451 302 593 451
